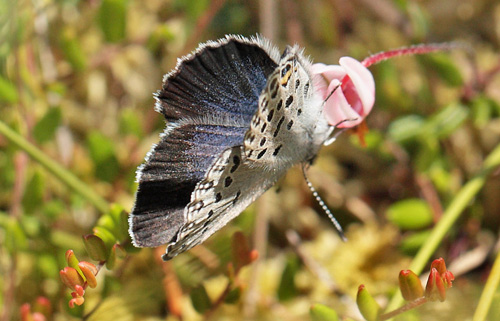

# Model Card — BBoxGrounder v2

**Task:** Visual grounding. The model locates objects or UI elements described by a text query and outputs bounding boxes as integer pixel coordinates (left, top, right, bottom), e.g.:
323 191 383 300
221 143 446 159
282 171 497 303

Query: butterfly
128 35 376 260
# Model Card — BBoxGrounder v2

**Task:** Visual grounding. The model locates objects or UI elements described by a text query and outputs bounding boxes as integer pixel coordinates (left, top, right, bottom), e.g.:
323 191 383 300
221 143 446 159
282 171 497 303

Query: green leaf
190 285 212 314
86 131 120 182
106 245 117 270
92 226 116 252
42 200 65 220
399 230 432 255
278 256 299 301
108 204 128 240
387 199 434 230
38 254 60 278
419 54 463 87
119 108 143 137
95 204 129 242
356 285 380 321
310 304 339 321
147 25 175 52
0 75 18 103
83 234 109 262
422 102 469 139
97 215 116 237
407 3 429 40
33 107 62 144
387 115 425 143
174 0 209 20
98 0 128 43
106 244 127 269
224 287 241 304
471 95 500 126
59 28 87 72
65 249 81 271
22 170 45 214
2 216 27 254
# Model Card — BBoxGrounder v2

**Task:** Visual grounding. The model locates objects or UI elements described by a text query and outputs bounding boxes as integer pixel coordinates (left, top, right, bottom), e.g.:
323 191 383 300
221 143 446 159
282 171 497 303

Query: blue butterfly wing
129 36 279 248
156 37 278 122
130 122 248 247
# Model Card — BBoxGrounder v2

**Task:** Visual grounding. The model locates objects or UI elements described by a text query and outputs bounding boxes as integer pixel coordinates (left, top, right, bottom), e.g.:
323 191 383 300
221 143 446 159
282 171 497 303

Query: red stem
339 42 466 86
361 42 466 67
379 297 428 320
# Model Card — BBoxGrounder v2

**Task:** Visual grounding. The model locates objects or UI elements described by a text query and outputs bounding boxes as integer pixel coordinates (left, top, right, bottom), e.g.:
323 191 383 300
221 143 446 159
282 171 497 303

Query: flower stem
361 43 467 68
0 120 109 214
386 142 500 313
380 297 427 321
472 249 500 321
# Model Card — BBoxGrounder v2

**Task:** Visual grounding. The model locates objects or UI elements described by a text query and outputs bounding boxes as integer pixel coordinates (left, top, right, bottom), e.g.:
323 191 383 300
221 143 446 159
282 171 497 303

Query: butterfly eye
281 64 291 78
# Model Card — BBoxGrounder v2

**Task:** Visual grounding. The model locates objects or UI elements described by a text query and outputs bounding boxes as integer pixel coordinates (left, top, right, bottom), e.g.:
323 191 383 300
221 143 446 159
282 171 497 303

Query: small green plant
310 258 455 321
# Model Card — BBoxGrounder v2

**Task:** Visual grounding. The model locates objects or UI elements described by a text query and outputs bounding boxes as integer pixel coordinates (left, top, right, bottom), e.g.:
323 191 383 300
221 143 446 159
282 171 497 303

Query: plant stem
472 250 500 321
380 297 427 320
0 120 109 214
386 142 500 313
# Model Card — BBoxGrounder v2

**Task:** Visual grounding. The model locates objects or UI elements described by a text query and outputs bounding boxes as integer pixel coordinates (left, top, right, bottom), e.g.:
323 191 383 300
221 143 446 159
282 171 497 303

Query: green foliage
399 230 432 255
83 234 108 262
419 54 464 87
98 0 128 43
0 214 27 254
87 131 120 182
386 199 433 230
59 28 88 72
0 76 18 103
310 304 339 321
190 285 212 314
1 1 499 320
22 170 45 214
356 285 381 321
33 107 62 144
278 255 300 301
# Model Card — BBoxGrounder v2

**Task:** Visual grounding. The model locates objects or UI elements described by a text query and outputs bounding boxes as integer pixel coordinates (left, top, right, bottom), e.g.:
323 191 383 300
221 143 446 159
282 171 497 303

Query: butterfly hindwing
164 144 282 259
130 119 248 247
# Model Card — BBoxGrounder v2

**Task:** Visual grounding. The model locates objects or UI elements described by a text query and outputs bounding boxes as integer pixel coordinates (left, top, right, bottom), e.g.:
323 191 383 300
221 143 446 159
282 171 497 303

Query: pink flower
312 57 375 128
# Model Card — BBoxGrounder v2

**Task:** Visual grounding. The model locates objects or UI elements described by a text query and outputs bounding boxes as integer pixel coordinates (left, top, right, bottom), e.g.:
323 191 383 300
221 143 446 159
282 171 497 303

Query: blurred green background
1 0 500 320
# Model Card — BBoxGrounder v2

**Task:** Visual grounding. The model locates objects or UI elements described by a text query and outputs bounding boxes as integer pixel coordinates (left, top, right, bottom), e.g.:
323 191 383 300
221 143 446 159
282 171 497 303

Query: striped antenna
302 165 347 241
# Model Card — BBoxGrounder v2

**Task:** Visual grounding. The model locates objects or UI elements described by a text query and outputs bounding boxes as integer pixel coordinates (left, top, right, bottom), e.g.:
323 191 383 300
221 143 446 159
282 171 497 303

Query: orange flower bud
79 261 98 288
60 267 85 289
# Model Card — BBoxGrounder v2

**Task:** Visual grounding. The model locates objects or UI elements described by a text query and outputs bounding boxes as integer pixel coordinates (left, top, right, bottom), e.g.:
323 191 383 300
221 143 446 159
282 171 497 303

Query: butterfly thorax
243 46 330 170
